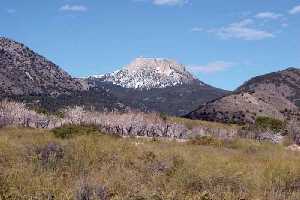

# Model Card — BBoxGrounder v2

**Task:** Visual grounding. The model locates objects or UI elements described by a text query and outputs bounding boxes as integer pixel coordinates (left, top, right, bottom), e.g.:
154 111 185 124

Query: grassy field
0 128 300 200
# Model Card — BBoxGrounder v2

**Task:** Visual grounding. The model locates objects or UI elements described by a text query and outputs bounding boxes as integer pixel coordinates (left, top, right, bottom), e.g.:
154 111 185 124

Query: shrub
255 116 285 132
51 125 99 139
75 180 110 200
35 142 64 168
75 181 93 200
159 112 167 121
188 135 224 147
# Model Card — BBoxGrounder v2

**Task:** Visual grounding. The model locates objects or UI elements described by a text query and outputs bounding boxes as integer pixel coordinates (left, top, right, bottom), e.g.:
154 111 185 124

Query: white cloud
153 0 188 6
289 5 300 15
189 61 235 74
212 19 274 40
255 12 282 20
6 9 16 14
191 27 203 32
133 0 188 6
60 4 88 12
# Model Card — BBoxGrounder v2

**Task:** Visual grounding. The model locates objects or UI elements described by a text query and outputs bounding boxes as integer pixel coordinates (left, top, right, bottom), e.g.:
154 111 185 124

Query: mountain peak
283 67 299 72
97 57 197 89
0 37 24 53
0 37 12 42
126 57 187 75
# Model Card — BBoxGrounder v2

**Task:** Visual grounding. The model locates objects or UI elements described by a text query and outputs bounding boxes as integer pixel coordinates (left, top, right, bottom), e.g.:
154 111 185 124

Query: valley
2 1 300 199
0 37 300 200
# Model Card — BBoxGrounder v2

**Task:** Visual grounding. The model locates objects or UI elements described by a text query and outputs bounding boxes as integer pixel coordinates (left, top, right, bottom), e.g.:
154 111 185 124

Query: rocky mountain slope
98 58 197 89
0 37 82 96
0 37 128 112
0 38 226 115
186 68 300 124
85 58 228 116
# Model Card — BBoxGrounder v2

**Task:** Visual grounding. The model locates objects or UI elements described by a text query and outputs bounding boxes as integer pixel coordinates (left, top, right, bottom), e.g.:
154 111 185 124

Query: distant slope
237 67 300 107
186 68 300 123
85 78 228 116
85 58 228 116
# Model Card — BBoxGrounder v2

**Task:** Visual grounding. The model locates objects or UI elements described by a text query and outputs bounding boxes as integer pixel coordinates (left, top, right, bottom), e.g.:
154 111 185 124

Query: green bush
51 124 99 139
255 116 285 132
159 112 168 121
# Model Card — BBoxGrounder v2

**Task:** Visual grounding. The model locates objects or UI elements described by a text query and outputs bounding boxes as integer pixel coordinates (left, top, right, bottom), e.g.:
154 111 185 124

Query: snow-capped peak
94 58 197 89
91 74 105 79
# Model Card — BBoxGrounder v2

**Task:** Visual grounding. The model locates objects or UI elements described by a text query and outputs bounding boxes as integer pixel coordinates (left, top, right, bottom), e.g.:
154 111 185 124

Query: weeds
75 180 110 200
35 142 64 168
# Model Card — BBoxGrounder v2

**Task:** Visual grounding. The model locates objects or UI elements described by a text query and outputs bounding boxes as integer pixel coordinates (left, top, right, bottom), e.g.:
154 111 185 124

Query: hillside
186 68 300 123
237 67 300 107
0 37 83 96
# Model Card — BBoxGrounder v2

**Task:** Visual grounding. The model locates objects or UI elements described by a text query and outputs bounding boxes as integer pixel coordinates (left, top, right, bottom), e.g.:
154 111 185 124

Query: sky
0 0 300 90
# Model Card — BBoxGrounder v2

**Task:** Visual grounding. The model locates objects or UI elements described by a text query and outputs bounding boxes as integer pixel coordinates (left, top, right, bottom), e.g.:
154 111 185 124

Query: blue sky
1 0 300 90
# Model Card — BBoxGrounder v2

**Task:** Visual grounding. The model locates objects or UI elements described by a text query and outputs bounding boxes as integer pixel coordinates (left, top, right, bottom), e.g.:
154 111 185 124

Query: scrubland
1 127 300 200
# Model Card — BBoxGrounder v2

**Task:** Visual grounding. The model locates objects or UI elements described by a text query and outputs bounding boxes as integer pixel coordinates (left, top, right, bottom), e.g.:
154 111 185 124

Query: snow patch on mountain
93 58 198 89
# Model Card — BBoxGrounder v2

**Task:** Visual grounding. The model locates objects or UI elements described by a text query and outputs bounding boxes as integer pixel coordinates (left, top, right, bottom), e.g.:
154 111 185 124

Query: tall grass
0 128 300 199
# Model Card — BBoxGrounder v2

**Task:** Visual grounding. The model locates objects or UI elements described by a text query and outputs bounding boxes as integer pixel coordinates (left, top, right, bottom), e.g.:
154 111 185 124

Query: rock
287 144 300 152
294 134 300 145
256 132 284 144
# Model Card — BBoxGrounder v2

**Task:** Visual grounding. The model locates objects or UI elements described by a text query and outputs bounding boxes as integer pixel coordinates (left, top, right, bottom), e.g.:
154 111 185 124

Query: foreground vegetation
1 128 300 200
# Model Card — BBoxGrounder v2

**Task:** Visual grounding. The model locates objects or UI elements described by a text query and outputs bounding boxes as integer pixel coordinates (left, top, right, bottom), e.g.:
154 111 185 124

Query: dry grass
1 127 300 200
168 117 240 130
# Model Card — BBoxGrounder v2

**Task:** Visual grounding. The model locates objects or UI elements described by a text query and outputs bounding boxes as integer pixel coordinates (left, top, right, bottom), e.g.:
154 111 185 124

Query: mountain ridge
186 67 300 123
0 37 130 112
0 37 227 115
